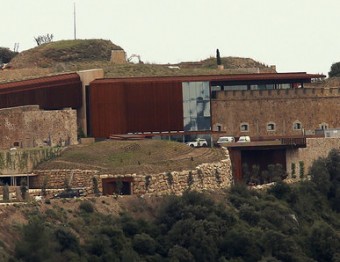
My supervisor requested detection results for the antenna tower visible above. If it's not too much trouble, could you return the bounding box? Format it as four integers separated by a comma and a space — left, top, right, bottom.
74, 2, 77, 40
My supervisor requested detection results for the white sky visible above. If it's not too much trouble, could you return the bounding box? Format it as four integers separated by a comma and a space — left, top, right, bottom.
1, 0, 340, 75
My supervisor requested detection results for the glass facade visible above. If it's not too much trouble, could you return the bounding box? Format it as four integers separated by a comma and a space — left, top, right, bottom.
182, 81, 211, 132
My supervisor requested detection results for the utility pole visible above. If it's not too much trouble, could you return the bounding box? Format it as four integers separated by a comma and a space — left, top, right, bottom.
74, 2, 77, 40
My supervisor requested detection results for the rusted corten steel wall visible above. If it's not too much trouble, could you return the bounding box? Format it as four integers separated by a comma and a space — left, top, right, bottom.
89, 79, 183, 138
0, 73, 82, 110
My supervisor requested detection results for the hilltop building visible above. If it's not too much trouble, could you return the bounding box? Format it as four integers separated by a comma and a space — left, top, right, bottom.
2, 69, 339, 186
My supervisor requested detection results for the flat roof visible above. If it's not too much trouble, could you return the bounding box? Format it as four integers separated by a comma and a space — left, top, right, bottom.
91, 72, 326, 84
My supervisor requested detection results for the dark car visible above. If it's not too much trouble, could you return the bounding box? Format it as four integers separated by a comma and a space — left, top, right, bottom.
52, 188, 86, 199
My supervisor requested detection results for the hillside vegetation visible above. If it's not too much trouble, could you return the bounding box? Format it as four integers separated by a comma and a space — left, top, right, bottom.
9, 39, 122, 69
1, 149, 339, 261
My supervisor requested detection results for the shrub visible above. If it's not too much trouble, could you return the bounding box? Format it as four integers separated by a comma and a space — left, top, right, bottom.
20, 179, 28, 201
132, 233, 157, 255
187, 171, 194, 188
291, 162, 296, 178
166, 172, 174, 186
79, 201, 94, 213
268, 181, 291, 200
92, 177, 100, 196
145, 175, 152, 191
41, 176, 49, 197
54, 228, 80, 253
168, 245, 195, 262
309, 157, 331, 195
299, 161, 305, 179
239, 204, 260, 226
3, 184, 10, 202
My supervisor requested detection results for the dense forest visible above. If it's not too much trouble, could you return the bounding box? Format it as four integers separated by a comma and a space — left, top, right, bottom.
8, 149, 340, 262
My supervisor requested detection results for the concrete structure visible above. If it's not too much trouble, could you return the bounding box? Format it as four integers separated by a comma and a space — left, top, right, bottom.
77, 69, 104, 136
110, 50, 127, 64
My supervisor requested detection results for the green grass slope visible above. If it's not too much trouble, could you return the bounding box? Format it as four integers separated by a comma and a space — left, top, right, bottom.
36, 140, 226, 174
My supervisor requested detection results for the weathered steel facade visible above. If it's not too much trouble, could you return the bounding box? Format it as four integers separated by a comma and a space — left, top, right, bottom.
0, 73, 82, 110
89, 79, 183, 137
89, 73, 325, 138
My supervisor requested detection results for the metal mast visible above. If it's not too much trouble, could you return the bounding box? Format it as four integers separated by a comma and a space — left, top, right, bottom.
74, 2, 77, 40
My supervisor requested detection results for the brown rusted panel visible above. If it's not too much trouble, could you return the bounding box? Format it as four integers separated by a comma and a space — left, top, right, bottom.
89, 79, 183, 138
228, 148, 242, 182
89, 81, 128, 137
0, 73, 82, 109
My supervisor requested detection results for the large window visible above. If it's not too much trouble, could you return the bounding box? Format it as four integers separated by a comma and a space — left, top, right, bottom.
182, 81, 211, 132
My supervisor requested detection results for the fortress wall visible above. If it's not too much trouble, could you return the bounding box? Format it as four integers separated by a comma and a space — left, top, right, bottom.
0, 106, 77, 149
286, 138, 340, 178
212, 88, 340, 137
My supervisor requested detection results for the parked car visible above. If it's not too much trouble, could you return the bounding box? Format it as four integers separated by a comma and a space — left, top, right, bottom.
186, 138, 208, 147
237, 136, 251, 143
216, 136, 235, 146
52, 188, 86, 199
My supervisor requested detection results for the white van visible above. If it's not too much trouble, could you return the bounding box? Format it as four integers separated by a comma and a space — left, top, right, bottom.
237, 136, 251, 143
217, 136, 235, 145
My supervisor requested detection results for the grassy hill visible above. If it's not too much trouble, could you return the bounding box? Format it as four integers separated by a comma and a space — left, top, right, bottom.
36, 139, 226, 175
9, 39, 122, 69
1, 39, 275, 83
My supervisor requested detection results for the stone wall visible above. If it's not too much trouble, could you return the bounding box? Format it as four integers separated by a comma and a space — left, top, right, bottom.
212, 87, 340, 137
286, 137, 340, 178
0, 147, 62, 175
31, 169, 99, 189
0, 105, 78, 149
31, 150, 233, 196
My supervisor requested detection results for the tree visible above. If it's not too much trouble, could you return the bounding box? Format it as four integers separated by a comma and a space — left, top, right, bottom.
34, 34, 54, 46
0, 47, 18, 64
3, 183, 10, 202
41, 176, 49, 197
20, 179, 28, 200
309, 157, 331, 195
328, 61, 340, 77
216, 49, 222, 66
216, 49, 222, 65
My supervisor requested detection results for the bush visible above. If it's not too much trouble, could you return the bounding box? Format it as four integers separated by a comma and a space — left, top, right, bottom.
168, 245, 195, 262
20, 179, 28, 200
239, 204, 260, 226
268, 181, 291, 200
2, 184, 10, 202
54, 228, 80, 253
328, 61, 340, 77
132, 233, 157, 255
79, 201, 94, 213
309, 157, 331, 195
0, 47, 18, 63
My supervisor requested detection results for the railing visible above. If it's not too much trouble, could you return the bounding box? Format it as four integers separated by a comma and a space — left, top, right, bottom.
280, 137, 306, 147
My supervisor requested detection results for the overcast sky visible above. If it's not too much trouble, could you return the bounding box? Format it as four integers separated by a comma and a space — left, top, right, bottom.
1, 0, 339, 75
